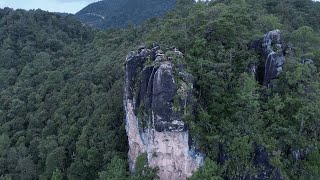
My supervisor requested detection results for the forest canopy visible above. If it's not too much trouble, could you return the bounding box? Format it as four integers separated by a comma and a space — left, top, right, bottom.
0, 0, 320, 179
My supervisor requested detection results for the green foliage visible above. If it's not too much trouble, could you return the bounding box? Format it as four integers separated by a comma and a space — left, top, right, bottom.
0, 8, 127, 179
0, 175, 12, 180
302, 150, 320, 178
0, 134, 10, 155
256, 15, 282, 32
226, 136, 254, 178
45, 147, 65, 177
291, 26, 320, 58
131, 153, 159, 180
188, 158, 223, 180
51, 169, 63, 180
0, 0, 320, 179
98, 156, 128, 180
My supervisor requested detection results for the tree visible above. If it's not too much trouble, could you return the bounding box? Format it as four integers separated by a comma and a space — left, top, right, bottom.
0, 1, 320, 179
32, 52, 52, 72
45, 147, 66, 178
302, 150, 320, 178
0, 134, 10, 155
231, 73, 261, 136
256, 15, 282, 32
188, 158, 223, 180
16, 156, 37, 180
130, 153, 159, 180
98, 156, 128, 180
51, 169, 63, 180
291, 26, 320, 57
0, 175, 12, 180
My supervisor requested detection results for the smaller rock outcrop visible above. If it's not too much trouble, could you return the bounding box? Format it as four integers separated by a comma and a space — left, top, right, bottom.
250, 30, 286, 85
124, 45, 203, 180
262, 30, 286, 85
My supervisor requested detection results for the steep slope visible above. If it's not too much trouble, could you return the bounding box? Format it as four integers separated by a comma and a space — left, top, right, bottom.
0, 8, 128, 179
75, 0, 176, 29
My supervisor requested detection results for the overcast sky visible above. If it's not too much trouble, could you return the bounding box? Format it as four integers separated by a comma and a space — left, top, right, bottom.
0, 0, 319, 14
0, 0, 101, 14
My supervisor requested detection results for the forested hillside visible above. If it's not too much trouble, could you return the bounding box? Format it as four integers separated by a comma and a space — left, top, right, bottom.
0, 0, 320, 179
0, 8, 129, 179
75, 0, 176, 29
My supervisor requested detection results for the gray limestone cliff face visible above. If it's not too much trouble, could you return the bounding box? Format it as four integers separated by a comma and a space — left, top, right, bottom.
124, 45, 203, 180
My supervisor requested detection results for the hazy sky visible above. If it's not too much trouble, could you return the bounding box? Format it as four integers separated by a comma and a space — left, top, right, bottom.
0, 0, 101, 14
0, 0, 319, 14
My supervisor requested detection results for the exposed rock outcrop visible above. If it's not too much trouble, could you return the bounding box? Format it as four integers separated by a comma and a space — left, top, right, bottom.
124, 45, 203, 180
250, 30, 286, 85
262, 30, 286, 85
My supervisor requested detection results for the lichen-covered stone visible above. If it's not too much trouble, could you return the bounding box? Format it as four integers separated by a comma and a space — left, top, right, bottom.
124, 45, 203, 180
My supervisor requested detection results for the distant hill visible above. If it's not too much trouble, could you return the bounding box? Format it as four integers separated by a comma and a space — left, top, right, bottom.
75, 0, 176, 29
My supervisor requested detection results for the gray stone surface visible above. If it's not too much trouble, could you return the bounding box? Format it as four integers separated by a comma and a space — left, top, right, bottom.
250, 30, 286, 85
262, 30, 286, 85
124, 45, 203, 180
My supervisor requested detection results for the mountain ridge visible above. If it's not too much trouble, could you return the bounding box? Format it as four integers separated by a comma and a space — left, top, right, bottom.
75, 0, 176, 29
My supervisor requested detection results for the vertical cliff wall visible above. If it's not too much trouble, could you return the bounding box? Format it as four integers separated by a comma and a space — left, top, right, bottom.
124, 45, 203, 180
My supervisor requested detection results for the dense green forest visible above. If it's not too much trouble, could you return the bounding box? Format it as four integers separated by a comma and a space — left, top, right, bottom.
0, 0, 320, 179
